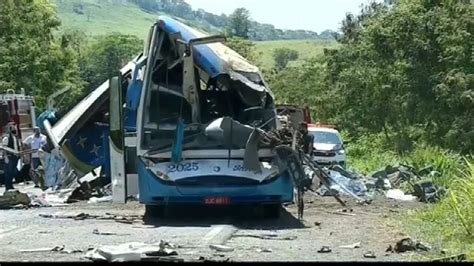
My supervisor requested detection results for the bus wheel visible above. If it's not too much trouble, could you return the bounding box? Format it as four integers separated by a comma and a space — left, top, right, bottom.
263, 204, 281, 219
145, 205, 165, 219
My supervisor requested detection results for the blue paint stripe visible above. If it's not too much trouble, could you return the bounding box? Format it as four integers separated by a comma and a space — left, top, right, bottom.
159, 16, 224, 78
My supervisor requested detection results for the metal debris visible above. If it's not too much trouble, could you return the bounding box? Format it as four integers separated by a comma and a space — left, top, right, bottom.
20, 246, 82, 254
386, 189, 417, 201
317, 246, 332, 253
363, 251, 377, 258
328, 211, 356, 217
339, 242, 361, 249
88, 196, 113, 204
431, 254, 466, 262
85, 241, 179, 262
144, 241, 178, 257
232, 233, 297, 241
256, 248, 273, 253
392, 237, 431, 253
39, 212, 142, 223
415, 242, 431, 252
92, 229, 130, 236
209, 244, 234, 252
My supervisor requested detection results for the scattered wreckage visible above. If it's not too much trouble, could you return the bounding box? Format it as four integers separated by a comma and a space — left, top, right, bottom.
313, 163, 447, 204
32, 16, 337, 219
1, 17, 447, 221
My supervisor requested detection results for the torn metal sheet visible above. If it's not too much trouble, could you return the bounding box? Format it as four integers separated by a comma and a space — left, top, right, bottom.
48, 62, 136, 147
85, 241, 178, 262
160, 17, 260, 77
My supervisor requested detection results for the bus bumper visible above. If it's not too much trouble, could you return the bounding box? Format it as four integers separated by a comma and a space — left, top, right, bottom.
138, 162, 294, 206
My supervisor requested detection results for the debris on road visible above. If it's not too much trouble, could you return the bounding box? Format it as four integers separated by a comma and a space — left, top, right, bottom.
29, 189, 74, 207
317, 246, 332, 253
393, 238, 416, 253
85, 241, 179, 262
326, 170, 368, 197
339, 242, 361, 249
363, 251, 377, 258
328, 211, 356, 217
39, 212, 143, 224
0, 190, 31, 209
142, 256, 184, 262
144, 241, 178, 257
20, 246, 83, 254
232, 233, 297, 241
209, 244, 234, 252
415, 242, 431, 252
313, 163, 447, 204
20, 247, 61, 253
92, 228, 130, 236
431, 254, 466, 262
88, 195, 113, 204
390, 237, 432, 253
413, 180, 445, 203
256, 248, 273, 253
65, 167, 114, 204
386, 189, 417, 201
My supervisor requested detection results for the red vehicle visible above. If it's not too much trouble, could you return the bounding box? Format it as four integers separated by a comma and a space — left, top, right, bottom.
0, 89, 37, 182
0, 89, 37, 140
276, 104, 312, 126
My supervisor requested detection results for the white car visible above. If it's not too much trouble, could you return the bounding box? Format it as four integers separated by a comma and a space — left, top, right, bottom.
308, 126, 346, 168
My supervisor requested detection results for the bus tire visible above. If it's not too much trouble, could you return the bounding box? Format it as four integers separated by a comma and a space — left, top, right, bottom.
145, 205, 165, 219
263, 204, 281, 219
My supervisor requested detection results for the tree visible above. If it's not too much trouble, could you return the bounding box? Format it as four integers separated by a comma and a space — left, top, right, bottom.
268, 0, 472, 154
227, 8, 251, 39
81, 34, 143, 92
273, 48, 299, 71
0, 0, 84, 110
225, 36, 259, 64
324, 0, 473, 153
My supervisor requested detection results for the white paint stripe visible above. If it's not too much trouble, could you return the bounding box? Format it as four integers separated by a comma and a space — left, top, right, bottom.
199, 224, 237, 246
200, 225, 226, 245
0, 226, 30, 239
0, 226, 17, 235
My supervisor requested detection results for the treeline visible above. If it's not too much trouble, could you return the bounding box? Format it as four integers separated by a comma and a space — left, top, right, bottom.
126, 0, 332, 41
0, 0, 143, 113
267, 0, 473, 154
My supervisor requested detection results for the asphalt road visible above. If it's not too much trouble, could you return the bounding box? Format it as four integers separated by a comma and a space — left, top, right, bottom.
0, 184, 432, 262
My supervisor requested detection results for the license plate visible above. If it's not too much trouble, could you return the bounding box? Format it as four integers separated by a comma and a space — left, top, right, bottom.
204, 197, 231, 205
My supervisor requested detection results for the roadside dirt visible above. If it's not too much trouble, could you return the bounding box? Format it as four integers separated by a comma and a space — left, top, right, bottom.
0, 184, 439, 262
224, 193, 430, 262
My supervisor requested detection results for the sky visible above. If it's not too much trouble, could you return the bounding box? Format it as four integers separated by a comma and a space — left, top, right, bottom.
184, 0, 380, 33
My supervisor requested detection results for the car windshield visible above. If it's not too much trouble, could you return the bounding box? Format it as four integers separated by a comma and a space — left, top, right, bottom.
311, 131, 341, 144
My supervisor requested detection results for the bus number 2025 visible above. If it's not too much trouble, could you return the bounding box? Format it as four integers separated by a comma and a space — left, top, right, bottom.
168, 162, 199, 173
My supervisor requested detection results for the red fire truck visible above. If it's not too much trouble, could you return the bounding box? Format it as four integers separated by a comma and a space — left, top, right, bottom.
0, 89, 37, 183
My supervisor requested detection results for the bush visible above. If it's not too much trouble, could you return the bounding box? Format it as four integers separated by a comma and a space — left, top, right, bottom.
345, 132, 398, 174
409, 160, 474, 259
345, 132, 466, 189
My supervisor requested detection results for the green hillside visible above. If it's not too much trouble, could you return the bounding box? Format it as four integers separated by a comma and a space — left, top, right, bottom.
52, 0, 337, 69
53, 0, 162, 39
255, 40, 338, 70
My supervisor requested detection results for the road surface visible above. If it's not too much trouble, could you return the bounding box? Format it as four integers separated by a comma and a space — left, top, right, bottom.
0, 184, 430, 262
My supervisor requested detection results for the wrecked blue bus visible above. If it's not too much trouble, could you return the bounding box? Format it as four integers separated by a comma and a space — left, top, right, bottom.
45, 16, 294, 218
135, 17, 294, 217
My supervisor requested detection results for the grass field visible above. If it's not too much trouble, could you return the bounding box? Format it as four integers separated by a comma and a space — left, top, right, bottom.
52, 0, 337, 69
53, 0, 164, 39
254, 40, 338, 70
